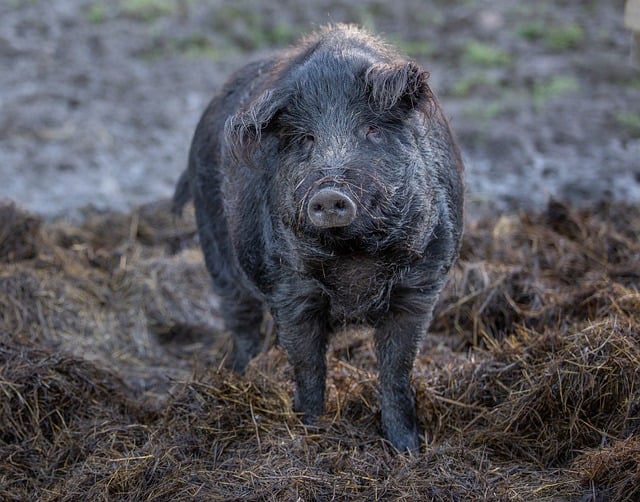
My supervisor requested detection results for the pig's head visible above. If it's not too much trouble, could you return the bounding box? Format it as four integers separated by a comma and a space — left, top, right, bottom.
224, 53, 441, 257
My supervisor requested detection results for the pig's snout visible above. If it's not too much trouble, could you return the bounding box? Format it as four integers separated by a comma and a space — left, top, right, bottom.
307, 187, 357, 228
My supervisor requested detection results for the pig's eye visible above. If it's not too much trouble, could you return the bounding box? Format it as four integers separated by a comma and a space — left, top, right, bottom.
301, 134, 315, 150
364, 125, 382, 143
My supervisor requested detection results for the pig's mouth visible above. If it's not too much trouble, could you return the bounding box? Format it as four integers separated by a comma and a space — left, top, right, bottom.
295, 195, 389, 254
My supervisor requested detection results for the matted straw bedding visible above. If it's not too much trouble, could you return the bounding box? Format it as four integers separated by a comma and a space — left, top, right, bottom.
1, 199, 638, 501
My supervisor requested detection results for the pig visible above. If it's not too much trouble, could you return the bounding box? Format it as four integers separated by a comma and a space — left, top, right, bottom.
172, 24, 464, 451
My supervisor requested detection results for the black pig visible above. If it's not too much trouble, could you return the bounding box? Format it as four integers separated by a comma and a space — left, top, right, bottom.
173, 24, 464, 451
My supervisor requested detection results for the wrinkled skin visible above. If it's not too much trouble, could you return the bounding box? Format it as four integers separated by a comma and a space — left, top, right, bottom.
173, 24, 464, 452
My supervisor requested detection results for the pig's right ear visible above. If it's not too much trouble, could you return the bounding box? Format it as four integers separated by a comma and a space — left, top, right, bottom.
224, 89, 289, 166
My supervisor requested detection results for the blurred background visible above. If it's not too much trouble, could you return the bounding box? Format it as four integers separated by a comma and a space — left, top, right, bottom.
1, 0, 638, 220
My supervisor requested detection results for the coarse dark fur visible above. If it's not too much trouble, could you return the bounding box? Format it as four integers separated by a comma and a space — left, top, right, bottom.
173, 24, 464, 451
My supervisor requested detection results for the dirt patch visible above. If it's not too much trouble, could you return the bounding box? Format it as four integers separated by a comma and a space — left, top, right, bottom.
1, 0, 639, 219
1, 198, 638, 500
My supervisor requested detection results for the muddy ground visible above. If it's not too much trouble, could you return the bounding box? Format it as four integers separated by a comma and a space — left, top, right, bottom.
1, 0, 639, 218
1, 1, 640, 501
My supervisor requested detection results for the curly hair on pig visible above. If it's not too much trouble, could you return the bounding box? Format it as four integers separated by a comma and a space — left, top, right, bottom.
173, 24, 464, 451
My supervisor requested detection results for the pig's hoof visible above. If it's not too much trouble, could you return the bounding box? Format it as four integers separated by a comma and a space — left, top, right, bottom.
384, 425, 420, 453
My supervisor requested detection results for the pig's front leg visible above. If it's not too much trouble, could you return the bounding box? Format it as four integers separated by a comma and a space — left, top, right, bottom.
374, 312, 430, 452
271, 286, 330, 423
278, 318, 329, 421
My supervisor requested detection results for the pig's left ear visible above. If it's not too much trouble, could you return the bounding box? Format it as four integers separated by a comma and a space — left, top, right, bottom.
364, 62, 433, 115
224, 88, 289, 165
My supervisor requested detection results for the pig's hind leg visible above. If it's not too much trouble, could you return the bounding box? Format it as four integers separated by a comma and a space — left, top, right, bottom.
194, 199, 265, 373
220, 292, 265, 373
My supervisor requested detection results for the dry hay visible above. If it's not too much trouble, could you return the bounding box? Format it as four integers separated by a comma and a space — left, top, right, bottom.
1, 198, 638, 501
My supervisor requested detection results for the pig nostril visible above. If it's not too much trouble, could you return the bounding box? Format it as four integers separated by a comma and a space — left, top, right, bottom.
307, 188, 357, 228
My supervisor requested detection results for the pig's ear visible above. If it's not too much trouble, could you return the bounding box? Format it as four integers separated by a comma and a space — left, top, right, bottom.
224, 89, 288, 165
365, 62, 433, 115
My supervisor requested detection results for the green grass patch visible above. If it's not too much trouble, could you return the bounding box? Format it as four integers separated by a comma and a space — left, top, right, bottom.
213, 6, 297, 50
532, 76, 581, 108
545, 23, 584, 51
119, 0, 177, 21
87, 3, 107, 24
517, 21, 546, 41
137, 33, 231, 61
518, 20, 585, 51
463, 100, 505, 121
451, 72, 497, 97
392, 38, 435, 58
463, 41, 511, 67
174, 34, 223, 59
623, 77, 640, 90
615, 111, 640, 137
